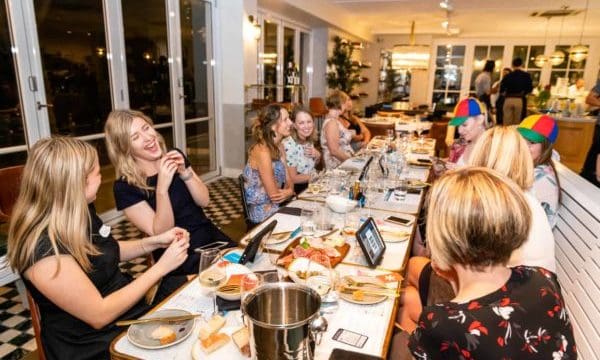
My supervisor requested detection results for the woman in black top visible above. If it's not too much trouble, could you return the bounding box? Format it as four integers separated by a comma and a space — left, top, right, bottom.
407, 167, 576, 359
7, 137, 189, 359
105, 109, 235, 275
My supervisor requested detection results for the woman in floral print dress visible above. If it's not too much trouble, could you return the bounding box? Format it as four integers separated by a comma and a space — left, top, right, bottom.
408, 167, 576, 359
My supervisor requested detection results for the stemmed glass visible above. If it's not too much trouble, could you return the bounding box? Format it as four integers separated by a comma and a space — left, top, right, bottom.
306, 254, 339, 314
415, 122, 425, 147
198, 248, 226, 316
301, 205, 316, 236
308, 171, 321, 194
240, 273, 261, 303
261, 239, 285, 281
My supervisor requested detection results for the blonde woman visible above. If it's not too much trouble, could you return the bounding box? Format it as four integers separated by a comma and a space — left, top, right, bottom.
8, 137, 189, 359
244, 104, 294, 223
321, 90, 355, 169
282, 105, 321, 193
408, 167, 575, 358
105, 110, 234, 276
398, 127, 555, 332
447, 97, 489, 167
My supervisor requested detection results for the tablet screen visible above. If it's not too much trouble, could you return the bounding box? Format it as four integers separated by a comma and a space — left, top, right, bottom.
355, 217, 386, 268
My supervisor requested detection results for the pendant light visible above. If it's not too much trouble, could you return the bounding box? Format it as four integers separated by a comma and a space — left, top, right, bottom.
569, 0, 589, 62
391, 21, 430, 70
549, 15, 565, 66
534, 17, 550, 67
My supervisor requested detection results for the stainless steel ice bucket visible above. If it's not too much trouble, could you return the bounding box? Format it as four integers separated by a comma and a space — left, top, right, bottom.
241, 282, 328, 360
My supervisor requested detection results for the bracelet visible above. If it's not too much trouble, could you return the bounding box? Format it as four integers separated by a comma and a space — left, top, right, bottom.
179, 168, 193, 181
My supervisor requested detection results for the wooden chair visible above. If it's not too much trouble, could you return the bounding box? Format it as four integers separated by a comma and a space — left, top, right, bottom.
0, 165, 24, 224
26, 290, 46, 360
427, 121, 449, 158
238, 174, 257, 231
309, 97, 328, 131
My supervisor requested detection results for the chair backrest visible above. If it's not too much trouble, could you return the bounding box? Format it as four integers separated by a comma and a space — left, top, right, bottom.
0, 165, 24, 223
428, 121, 449, 157
554, 162, 600, 359
309, 97, 328, 117
238, 174, 254, 230
26, 290, 46, 360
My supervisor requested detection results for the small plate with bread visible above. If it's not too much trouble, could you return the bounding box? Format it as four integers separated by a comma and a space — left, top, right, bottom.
191, 314, 250, 359
127, 309, 195, 349
215, 263, 253, 301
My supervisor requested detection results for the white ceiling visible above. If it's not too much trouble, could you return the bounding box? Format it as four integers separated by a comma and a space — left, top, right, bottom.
290, 0, 600, 39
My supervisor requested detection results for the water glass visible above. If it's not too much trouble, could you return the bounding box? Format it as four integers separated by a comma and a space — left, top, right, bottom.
261, 271, 281, 284
308, 171, 321, 194
301, 207, 316, 236
314, 204, 334, 232
394, 178, 408, 202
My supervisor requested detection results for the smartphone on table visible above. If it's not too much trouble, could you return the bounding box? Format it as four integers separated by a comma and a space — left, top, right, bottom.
384, 215, 414, 227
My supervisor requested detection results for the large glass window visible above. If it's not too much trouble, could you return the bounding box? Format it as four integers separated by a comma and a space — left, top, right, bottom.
122, 0, 172, 124
34, 0, 112, 137
432, 45, 465, 110
0, 0, 27, 165
550, 44, 587, 91
470, 45, 504, 94
262, 20, 278, 101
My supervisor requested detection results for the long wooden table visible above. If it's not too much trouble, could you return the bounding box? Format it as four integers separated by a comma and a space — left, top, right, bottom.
110, 138, 434, 359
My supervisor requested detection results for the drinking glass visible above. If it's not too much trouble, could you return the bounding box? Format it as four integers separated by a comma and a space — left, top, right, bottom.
308, 171, 321, 194
416, 123, 426, 146
394, 178, 408, 202
261, 240, 285, 280
306, 254, 339, 314
261, 271, 281, 284
301, 206, 316, 236
240, 273, 261, 303
198, 248, 226, 316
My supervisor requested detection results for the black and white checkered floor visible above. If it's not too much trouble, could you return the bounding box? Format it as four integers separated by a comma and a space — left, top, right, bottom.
0, 177, 243, 359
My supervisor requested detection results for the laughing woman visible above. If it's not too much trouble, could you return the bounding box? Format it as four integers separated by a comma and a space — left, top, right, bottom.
244, 104, 295, 223
8, 137, 189, 360
104, 110, 235, 276
282, 105, 321, 194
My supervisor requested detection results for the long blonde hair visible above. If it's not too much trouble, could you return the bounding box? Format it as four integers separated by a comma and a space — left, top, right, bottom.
8, 137, 100, 274
468, 126, 534, 190
104, 109, 166, 190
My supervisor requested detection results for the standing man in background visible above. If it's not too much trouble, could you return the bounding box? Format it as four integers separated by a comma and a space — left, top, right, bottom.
500, 58, 533, 125
475, 60, 495, 123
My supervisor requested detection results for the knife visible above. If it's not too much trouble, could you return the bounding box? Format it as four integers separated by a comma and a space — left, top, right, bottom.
116, 313, 202, 326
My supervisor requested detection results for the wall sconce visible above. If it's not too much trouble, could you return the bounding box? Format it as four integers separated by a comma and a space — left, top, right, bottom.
248, 15, 261, 41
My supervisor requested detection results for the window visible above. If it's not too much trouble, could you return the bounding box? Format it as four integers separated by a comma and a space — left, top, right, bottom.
550, 44, 587, 92
470, 45, 504, 94
432, 45, 465, 110
512, 45, 545, 88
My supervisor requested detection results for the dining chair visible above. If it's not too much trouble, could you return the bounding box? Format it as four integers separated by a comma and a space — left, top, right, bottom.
26, 290, 46, 360
427, 121, 449, 158
238, 174, 256, 231
309, 97, 328, 131
0, 165, 25, 224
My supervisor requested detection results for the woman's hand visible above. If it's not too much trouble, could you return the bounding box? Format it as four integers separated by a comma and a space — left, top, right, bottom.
165, 150, 187, 175
153, 227, 190, 249
155, 236, 189, 275
269, 188, 293, 203
156, 155, 179, 194
304, 145, 320, 160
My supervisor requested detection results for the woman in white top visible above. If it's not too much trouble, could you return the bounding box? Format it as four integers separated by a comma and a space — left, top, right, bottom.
282, 105, 321, 193
321, 90, 354, 169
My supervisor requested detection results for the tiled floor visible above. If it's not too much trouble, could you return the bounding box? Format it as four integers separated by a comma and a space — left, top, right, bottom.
0, 177, 244, 360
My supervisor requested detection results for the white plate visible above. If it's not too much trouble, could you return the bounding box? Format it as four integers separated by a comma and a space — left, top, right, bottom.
215, 263, 252, 301
127, 309, 195, 349
287, 257, 328, 285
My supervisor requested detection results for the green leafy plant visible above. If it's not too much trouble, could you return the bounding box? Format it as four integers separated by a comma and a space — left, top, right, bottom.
327, 36, 362, 94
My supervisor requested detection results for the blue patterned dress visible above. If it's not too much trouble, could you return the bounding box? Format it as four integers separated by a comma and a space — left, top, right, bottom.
243, 159, 287, 223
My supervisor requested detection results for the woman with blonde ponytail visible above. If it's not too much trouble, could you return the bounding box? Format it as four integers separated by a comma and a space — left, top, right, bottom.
243, 103, 294, 223
8, 137, 190, 360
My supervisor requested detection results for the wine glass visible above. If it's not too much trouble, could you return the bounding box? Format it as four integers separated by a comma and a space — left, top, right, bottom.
308, 171, 321, 194
198, 248, 226, 316
416, 122, 425, 147
261, 240, 285, 281
240, 273, 261, 303
306, 254, 339, 314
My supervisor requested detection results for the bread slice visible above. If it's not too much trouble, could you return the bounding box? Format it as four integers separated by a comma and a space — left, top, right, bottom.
232, 327, 251, 357
150, 325, 177, 345
199, 314, 226, 340
200, 332, 230, 354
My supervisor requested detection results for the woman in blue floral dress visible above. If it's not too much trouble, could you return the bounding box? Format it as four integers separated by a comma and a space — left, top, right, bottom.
282, 105, 321, 193
243, 104, 295, 223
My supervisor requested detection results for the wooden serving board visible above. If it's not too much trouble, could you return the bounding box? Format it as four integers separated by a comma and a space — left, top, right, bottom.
277, 237, 350, 268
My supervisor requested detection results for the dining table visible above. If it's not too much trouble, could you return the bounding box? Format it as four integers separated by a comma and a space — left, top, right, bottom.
110, 136, 435, 359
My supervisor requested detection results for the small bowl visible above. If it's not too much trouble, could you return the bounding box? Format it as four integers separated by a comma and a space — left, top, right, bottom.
326, 195, 357, 213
